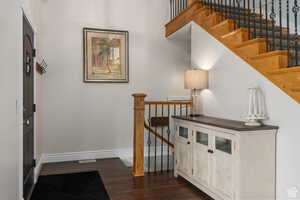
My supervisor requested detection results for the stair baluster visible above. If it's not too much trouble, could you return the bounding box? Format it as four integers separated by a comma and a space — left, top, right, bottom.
177, 0, 180, 15
177, 0, 179, 16
287, 0, 290, 66
265, 0, 269, 51
238, 0, 242, 28
252, 0, 256, 38
154, 104, 158, 172
167, 104, 171, 172
270, 0, 276, 50
179, 0, 182, 14
147, 104, 151, 173
220, 0, 222, 14
174, 0, 176, 18
213, 0, 216, 13
293, 0, 299, 66
229, 0, 232, 18
174, 0, 176, 20
161, 105, 164, 173
170, 0, 173, 20
233, 0, 236, 28
247, 0, 250, 39
243, 0, 246, 28
279, 0, 283, 50
225, 0, 228, 19
260, 0, 263, 37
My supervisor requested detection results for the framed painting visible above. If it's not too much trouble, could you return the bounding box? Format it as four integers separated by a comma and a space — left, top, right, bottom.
83, 28, 129, 83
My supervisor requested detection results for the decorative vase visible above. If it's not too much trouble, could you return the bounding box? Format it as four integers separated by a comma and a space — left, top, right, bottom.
245, 87, 267, 126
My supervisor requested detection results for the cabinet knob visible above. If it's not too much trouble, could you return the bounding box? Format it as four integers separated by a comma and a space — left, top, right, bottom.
208, 149, 214, 154
187, 141, 191, 145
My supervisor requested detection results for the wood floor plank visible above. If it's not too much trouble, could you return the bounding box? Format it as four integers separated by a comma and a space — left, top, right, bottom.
40, 158, 212, 200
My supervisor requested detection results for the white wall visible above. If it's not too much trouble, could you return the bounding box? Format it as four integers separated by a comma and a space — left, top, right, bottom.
0, 0, 22, 199
39, 0, 189, 155
191, 22, 300, 200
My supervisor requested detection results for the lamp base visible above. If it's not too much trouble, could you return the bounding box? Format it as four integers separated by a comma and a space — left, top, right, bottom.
244, 119, 262, 126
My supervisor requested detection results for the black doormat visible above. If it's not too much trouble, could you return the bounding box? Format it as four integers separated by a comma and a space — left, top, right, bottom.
30, 171, 110, 200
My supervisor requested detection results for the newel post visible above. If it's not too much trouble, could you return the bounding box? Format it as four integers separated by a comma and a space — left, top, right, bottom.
132, 93, 147, 177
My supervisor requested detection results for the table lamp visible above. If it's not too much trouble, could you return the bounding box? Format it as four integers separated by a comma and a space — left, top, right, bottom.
184, 69, 208, 117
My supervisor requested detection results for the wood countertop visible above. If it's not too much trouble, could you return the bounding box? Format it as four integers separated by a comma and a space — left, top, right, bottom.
173, 115, 278, 132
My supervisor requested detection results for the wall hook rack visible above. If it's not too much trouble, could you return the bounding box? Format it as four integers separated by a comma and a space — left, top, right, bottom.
36, 59, 48, 75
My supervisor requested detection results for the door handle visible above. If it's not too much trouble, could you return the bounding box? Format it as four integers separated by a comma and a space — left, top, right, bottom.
24, 120, 30, 126
207, 149, 214, 154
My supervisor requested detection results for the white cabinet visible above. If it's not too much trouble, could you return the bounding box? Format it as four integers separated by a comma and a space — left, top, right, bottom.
174, 117, 278, 200
175, 125, 192, 177
193, 128, 211, 188
211, 132, 235, 199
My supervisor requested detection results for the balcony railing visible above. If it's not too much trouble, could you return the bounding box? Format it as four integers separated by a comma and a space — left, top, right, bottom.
132, 93, 192, 176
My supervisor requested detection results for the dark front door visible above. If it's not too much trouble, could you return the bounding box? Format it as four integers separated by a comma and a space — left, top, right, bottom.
23, 15, 35, 200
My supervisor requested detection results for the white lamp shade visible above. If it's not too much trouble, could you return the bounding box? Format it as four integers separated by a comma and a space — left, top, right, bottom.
184, 69, 208, 89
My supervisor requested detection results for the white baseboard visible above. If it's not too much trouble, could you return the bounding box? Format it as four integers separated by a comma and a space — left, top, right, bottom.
40, 146, 173, 168
114, 146, 173, 167
43, 149, 116, 163
34, 155, 43, 183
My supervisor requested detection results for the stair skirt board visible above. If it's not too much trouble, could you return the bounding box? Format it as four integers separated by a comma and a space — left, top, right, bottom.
165, 1, 300, 103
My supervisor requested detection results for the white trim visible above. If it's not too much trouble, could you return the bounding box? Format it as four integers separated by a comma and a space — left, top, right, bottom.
18, 5, 24, 200
41, 146, 173, 166
34, 156, 43, 183
20, 9, 38, 200
114, 148, 133, 167
115, 146, 173, 167
43, 150, 116, 163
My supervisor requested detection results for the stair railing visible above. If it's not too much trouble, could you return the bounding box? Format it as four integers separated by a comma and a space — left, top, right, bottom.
132, 93, 192, 176
170, 0, 199, 20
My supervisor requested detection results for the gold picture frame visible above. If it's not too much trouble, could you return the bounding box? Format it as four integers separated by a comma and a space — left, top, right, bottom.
83, 28, 129, 83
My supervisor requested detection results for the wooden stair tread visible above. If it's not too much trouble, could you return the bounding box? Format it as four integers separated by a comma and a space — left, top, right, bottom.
206, 12, 222, 19
210, 19, 235, 30
192, 6, 210, 19
251, 50, 289, 60
290, 87, 300, 92
235, 38, 266, 48
268, 66, 300, 75
221, 28, 248, 39
197, 6, 210, 12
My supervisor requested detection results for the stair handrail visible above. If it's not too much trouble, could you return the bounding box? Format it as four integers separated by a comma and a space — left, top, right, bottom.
144, 121, 175, 148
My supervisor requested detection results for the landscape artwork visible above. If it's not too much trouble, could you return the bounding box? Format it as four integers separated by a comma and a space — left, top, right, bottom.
83, 28, 129, 82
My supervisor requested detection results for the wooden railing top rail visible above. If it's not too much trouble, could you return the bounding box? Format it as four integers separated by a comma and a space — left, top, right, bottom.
145, 101, 192, 105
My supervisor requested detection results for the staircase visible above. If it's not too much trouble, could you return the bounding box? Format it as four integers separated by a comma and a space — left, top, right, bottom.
166, 0, 300, 103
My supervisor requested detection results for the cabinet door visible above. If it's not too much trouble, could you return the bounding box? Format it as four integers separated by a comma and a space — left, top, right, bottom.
211, 131, 235, 200
175, 125, 192, 177
193, 128, 211, 187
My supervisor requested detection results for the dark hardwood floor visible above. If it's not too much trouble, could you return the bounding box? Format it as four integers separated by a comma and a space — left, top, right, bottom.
40, 158, 212, 200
